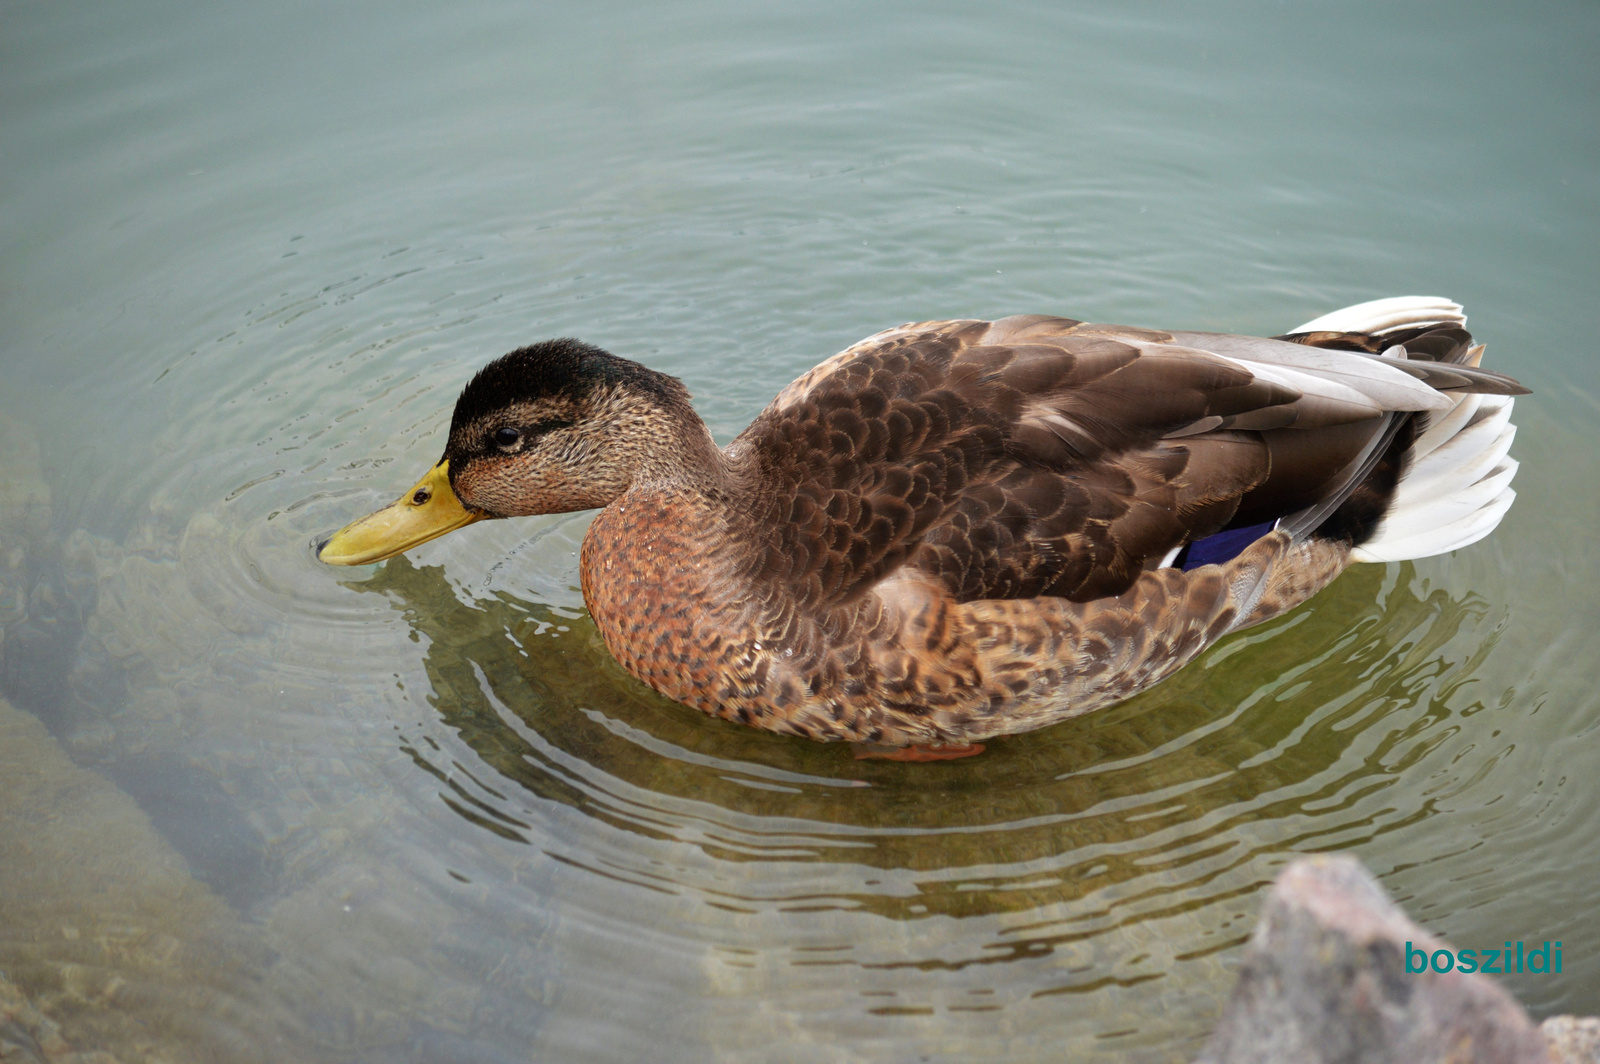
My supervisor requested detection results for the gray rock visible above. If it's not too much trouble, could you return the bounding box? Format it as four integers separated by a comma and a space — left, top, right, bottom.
1197, 854, 1551, 1064
1542, 1016, 1600, 1064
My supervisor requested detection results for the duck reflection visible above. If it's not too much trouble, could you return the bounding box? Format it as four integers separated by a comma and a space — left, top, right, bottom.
353, 556, 1493, 925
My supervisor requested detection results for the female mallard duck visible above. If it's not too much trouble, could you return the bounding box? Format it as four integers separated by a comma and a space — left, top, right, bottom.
320, 296, 1527, 760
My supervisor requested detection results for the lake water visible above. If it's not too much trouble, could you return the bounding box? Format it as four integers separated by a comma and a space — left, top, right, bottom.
2, 1, 1597, 1060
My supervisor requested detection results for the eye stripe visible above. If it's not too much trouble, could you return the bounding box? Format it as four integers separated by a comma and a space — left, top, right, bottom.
526, 418, 573, 438
489, 418, 573, 452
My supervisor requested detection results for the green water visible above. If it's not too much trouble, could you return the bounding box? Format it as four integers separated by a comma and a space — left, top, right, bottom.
2, 0, 1597, 1060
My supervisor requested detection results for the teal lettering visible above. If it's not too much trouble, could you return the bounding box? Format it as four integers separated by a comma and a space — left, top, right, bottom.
1482, 949, 1502, 973
1517, 941, 1524, 973
1456, 949, 1478, 973
1529, 942, 1551, 974
1405, 941, 1427, 974
1431, 950, 1454, 973
1556, 943, 1562, 974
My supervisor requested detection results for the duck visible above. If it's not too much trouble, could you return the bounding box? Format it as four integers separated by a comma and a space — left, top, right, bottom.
319, 296, 1528, 761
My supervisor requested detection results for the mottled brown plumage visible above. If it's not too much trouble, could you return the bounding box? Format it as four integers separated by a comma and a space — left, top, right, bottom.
324, 303, 1529, 757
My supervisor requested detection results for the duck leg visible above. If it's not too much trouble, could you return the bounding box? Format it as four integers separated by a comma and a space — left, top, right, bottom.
851, 741, 987, 762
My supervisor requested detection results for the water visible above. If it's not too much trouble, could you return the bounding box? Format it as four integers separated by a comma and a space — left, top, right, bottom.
2, 0, 1597, 1060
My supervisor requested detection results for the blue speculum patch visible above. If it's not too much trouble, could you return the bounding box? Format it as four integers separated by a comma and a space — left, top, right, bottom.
1176, 520, 1279, 571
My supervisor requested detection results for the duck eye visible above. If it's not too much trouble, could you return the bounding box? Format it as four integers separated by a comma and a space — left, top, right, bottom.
494, 426, 522, 449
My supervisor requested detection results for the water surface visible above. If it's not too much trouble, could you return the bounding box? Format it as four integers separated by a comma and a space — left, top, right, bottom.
2, 1, 1597, 1060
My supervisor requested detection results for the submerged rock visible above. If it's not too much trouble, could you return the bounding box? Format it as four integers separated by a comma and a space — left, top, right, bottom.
0, 421, 518, 1061
0, 691, 286, 1062
1197, 854, 1552, 1064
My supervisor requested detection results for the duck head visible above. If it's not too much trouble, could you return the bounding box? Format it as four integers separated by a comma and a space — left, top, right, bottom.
317, 338, 715, 565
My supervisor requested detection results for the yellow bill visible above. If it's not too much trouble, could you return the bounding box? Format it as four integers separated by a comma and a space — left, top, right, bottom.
318, 460, 488, 565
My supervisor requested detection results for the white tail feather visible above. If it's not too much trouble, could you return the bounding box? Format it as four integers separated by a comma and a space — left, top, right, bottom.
1403, 405, 1515, 494
1350, 397, 1518, 562
1396, 454, 1517, 513
1409, 392, 1483, 461
1368, 460, 1517, 543
1292, 295, 1466, 336
1351, 488, 1516, 563
1291, 297, 1520, 564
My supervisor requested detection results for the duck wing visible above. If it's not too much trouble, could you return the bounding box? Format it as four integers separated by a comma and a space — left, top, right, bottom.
733, 315, 1522, 609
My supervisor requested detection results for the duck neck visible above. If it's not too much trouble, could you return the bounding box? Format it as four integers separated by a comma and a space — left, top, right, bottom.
600, 384, 734, 500
634, 411, 732, 493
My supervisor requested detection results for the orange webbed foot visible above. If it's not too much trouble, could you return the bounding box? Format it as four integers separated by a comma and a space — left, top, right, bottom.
851, 742, 987, 762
